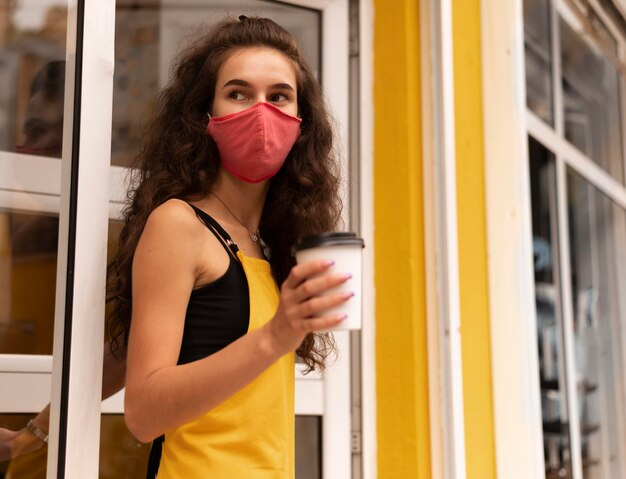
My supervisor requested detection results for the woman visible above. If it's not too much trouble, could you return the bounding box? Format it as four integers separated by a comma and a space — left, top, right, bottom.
110, 16, 349, 478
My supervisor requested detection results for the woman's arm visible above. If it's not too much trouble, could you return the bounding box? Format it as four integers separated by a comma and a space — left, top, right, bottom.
124, 201, 349, 442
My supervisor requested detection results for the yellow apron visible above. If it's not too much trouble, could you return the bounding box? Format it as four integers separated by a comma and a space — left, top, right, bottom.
157, 252, 295, 479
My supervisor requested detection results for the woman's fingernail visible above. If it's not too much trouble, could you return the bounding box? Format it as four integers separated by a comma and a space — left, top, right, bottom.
338, 314, 348, 321
342, 291, 355, 299
323, 260, 335, 267
339, 273, 352, 280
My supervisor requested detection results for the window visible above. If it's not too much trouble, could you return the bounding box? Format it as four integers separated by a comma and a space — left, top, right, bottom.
525, 0, 626, 477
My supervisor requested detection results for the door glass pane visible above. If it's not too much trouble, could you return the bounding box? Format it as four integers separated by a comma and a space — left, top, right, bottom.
103, 2, 324, 477
567, 169, 626, 478
0, 1, 70, 475
99, 415, 151, 478
524, 0, 554, 125
560, 16, 624, 184
295, 416, 321, 479
529, 136, 573, 478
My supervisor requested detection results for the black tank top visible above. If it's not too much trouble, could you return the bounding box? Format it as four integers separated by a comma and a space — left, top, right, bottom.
177, 204, 250, 364
147, 204, 250, 477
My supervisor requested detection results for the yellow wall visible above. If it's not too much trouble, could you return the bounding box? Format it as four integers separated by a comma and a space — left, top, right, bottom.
452, 0, 496, 477
373, 0, 430, 477
374, 0, 496, 477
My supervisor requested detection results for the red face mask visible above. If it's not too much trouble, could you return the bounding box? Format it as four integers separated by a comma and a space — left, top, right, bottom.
207, 102, 302, 183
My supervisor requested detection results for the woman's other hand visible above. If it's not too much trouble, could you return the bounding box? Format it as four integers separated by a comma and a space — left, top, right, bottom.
0, 425, 46, 462
0, 427, 19, 461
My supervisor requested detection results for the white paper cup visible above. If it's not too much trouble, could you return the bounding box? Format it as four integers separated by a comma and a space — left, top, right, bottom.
294, 232, 365, 330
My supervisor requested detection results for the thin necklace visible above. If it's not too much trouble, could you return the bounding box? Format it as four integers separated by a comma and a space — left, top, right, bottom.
211, 193, 260, 242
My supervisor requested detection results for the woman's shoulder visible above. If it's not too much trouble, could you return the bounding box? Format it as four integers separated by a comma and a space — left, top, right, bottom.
147, 199, 197, 226
142, 199, 204, 243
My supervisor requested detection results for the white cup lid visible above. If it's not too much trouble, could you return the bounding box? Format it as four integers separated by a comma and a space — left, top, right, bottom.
294, 232, 365, 253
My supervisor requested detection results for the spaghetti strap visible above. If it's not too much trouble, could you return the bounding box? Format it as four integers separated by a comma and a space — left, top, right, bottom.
187, 204, 240, 259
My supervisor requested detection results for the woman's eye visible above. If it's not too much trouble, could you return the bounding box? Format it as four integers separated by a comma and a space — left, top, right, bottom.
228, 91, 247, 101
269, 93, 288, 102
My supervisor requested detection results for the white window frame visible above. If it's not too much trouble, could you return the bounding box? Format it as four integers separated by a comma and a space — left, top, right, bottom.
481, 0, 545, 476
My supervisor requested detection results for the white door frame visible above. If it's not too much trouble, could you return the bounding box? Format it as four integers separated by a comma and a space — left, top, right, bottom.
46, 0, 115, 476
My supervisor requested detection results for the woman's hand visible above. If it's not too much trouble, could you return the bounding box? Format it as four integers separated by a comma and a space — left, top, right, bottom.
0, 427, 20, 461
0, 425, 46, 462
267, 260, 352, 354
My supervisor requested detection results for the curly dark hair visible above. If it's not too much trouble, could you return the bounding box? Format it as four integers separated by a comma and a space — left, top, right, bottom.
106, 17, 342, 372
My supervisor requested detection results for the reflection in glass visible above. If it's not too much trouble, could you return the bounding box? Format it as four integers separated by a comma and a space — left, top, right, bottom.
0, 414, 47, 478
567, 170, 626, 478
524, 0, 554, 125
561, 17, 624, 183
0, 3, 66, 157
529, 137, 573, 478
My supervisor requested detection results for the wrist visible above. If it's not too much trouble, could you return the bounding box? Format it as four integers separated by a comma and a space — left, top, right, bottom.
26, 419, 48, 444
258, 323, 286, 361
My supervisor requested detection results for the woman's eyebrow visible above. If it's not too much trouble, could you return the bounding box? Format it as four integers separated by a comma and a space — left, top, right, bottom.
222, 79, 295, 91
223, 79, 250, 88
271, 83, 295, 91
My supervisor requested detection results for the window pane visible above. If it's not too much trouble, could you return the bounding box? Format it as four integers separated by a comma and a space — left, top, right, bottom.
567, 169, 626, 478
561, 17, 624, 183
524, 0, 554, 125
529, 137, 574, 477
0, 210, 57, 355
